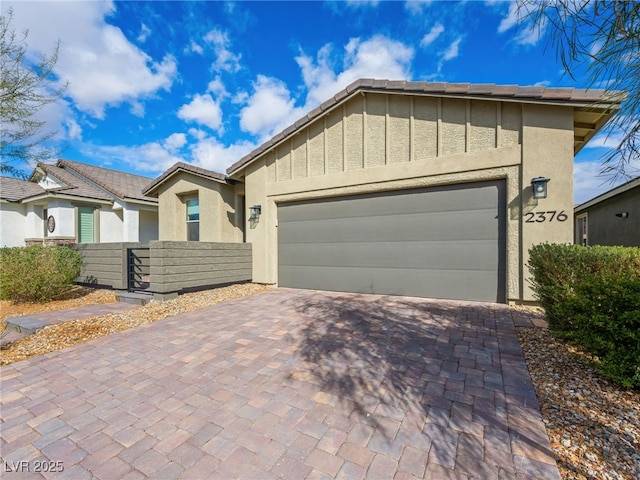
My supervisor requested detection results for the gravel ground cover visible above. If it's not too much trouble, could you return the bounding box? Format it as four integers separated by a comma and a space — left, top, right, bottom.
517, 327, 639, 480
0, 289, 637, 479
0, 283, 270, 365
0, 286, 117, 321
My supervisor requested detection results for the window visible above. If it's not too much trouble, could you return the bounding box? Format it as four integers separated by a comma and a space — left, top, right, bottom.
78, 206, 95, 243
576, 213, 588, 246
186, 198, 199, 241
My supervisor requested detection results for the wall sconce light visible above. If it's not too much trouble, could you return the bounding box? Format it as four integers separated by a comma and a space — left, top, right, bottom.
249, 204, 261, 221
531, 177, 550, 199
615, 212, 629, 219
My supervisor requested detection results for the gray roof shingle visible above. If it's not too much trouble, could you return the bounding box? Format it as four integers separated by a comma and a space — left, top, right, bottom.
36, 163, 113, 201
56, 159, 157, 202
2, 160, 158, 204
0, 176, 46, 201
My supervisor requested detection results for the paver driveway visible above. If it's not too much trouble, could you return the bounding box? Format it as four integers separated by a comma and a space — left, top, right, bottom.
1, 289, 560, 479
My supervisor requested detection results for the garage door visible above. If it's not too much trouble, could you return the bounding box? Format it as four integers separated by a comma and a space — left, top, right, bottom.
277, 180, 506, 302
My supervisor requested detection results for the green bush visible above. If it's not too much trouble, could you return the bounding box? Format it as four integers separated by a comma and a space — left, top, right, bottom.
0, 245, 82, 303
528, 244, 640, 389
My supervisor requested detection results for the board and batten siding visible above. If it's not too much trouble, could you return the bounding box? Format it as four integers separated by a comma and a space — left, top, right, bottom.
264, 93, 522, 184
149, 241, 252, 294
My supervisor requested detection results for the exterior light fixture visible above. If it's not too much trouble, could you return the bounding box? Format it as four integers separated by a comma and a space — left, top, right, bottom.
249, 204, 262, 221
615, 212, 629, 218
531, 177, 550, 199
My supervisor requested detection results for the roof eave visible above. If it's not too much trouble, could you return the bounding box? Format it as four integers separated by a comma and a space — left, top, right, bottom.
226, 81, 626, 177
21, 191, 114, 205
121, 197, 159, 206
574, 177, 640, 213
143, 165, 232, 197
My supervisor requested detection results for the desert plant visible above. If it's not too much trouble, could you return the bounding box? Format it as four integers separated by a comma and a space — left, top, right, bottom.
0, 245, 82, 302
528, 243, 640, 389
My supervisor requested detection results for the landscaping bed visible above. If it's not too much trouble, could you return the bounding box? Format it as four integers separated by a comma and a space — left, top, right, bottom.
0, 283, 271, 365
518, 326, 639, 480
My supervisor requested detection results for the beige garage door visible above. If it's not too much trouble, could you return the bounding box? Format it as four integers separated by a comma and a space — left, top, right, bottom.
277, 180, 506, 302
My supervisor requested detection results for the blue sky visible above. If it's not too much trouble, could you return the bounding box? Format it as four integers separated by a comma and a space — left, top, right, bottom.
2, 0, 631, 203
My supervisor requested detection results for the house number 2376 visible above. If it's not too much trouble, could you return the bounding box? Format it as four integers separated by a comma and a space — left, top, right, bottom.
524, 210, 568, 223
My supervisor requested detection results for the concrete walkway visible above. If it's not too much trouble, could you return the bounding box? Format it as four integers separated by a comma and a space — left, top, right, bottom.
0, 289, 559, 479
4, 302, 140, 336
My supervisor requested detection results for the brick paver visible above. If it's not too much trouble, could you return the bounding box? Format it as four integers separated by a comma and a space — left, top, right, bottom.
0, 289, 560, 478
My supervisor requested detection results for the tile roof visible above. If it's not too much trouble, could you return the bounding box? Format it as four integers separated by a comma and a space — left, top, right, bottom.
3, 160, 158, 204
227, 78, 626, 175
0, 176, 46, 201
36, 163, 113, 201
143, 162, 230, 197
56, 159, 157, 203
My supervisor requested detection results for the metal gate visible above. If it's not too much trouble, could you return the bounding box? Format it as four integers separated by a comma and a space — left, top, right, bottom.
127, 247, 150, 292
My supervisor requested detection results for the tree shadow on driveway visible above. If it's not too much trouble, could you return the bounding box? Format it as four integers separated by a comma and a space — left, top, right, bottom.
285, 291, 506, 427
282, 290, 560, 477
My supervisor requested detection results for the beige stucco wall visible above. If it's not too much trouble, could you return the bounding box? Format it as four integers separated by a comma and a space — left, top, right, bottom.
240, 91, 575, 303
156, 172, 242, 243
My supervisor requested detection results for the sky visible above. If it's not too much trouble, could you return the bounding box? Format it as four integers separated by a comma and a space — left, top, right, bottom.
2, 0, 635, 204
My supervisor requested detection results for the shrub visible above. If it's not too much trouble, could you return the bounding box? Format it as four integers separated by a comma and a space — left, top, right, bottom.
0, 245, 82, 303
528, 244, 640, 389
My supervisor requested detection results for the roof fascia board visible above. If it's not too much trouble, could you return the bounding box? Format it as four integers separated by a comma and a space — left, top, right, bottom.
121, 197, 158, 207
366, 88, 623, 110
574, 178, 640, 212
145, 167, 230, 196
21, 192, 113, 206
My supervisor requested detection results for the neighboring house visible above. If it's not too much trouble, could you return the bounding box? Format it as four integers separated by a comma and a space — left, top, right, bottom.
147, 79, 624, 304
574, 177, 639, 247
0, 159, 158, 247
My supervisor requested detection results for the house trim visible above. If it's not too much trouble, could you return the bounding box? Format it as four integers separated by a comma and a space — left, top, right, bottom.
574, 177, 640, 214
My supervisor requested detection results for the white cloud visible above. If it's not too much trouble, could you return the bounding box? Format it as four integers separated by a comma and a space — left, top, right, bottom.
238, 35, 413, 141
164, 133, 187, 151
186, 40, 204, 55
497, 2, 520, 33
583, 130, 626, 150
239, 75, 304, 139
440, 37, 462, 62
5, 0, 178, 119
177, 94, 224, 132
190, 136, 256, 173
206, 77, 228, 98
421, 23, 444, 48
85, 129, 257, 176
514, 22, 545, 46
405, 0, 432, 15
204, 28, 242, 73
137, 23, 151, 43
345, 0, 380, 7
497, 2, 545, 46
298, 35, 413, 108
82, 133, 188, 174
573, 160, 629, 205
